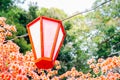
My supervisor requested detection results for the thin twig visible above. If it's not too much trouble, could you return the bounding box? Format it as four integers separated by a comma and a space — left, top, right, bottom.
108, 51, 120, 57
112, 41, 120, 49
4, 34, 28, 43
62, 0, 112, 21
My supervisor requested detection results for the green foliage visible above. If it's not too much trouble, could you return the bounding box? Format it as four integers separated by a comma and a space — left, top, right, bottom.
14, 38, 31, 54
64, 21, 72, 30
28, 3, 38, 21
0, 0, 13, 11
57, 1, 120, 74
86, 0, 120, 58
57, 15, 93, 73
36, 7, 67, 19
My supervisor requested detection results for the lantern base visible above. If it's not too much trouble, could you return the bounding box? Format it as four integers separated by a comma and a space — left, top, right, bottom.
35, 58, 54, 69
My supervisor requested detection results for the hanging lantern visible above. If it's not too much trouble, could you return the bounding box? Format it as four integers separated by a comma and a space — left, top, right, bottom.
27, 16, 66, 69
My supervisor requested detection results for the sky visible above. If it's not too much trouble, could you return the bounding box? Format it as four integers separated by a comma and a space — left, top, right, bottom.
19, 0, 96, 15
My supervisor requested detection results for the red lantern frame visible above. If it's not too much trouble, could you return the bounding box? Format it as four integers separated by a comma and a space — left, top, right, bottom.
27, 16, 66, 69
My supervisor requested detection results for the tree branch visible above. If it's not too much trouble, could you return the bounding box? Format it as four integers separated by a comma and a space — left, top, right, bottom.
99, 31, 120, 45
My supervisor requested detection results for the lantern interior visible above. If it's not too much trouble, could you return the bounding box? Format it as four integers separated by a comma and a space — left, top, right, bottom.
29, 19, 41, 59
43, 19, 59, 58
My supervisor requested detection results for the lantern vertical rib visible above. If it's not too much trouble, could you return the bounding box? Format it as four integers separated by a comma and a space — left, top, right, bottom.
53, 23, 66, 61
27, 27, 36, 59
40, 17, 44, 57
27, 17, 41, 60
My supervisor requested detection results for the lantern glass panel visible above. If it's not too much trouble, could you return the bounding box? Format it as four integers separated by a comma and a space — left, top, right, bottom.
53, 28, 63, 60
43, 19, 58, 58
29, 20, 41, 59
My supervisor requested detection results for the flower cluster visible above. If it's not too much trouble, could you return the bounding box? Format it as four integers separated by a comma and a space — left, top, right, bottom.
0, 17, 62, 80
87, 57, 120, 80
0, 17, 120, 80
